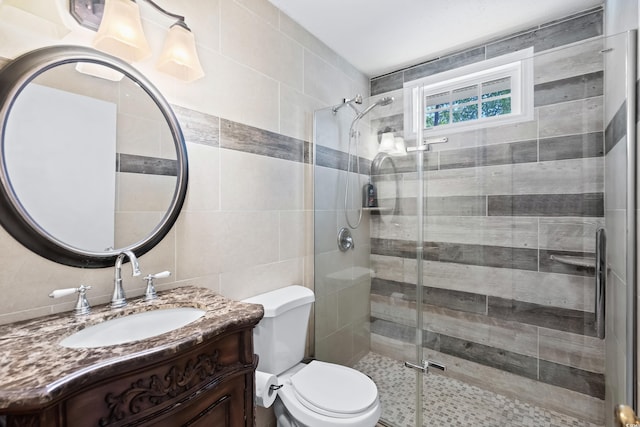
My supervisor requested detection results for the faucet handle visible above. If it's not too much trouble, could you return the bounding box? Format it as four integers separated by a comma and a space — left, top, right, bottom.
49, 287, 79, 299
143, 271, 171, 301
49, 285, 92, 316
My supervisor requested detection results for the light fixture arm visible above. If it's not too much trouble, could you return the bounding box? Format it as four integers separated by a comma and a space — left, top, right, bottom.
140, 0, 190, 29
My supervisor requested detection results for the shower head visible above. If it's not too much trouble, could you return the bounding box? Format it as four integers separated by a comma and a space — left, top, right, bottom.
354, 96, 394, 120
377, 96, 394, 106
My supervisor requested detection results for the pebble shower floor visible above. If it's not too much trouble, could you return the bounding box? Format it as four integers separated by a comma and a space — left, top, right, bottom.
353, 352, 603, 427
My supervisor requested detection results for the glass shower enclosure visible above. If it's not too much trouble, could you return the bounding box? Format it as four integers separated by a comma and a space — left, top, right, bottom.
313, 31, 637, 427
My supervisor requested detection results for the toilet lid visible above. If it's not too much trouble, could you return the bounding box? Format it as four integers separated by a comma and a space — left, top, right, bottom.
289, 361, 378, 417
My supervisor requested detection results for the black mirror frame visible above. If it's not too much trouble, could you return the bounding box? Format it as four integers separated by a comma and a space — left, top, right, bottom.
0, 45, 188, 268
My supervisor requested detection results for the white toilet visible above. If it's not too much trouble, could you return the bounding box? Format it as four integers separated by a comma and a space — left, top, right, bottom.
243, 286, 381, 427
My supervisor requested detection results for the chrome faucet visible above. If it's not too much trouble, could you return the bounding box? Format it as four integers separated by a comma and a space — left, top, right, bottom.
111, 250, 141, 308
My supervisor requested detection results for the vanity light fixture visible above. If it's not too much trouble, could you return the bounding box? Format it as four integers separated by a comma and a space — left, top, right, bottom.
93, 0, 151, 63
378, 131, 407, 156
378, 132, 396, 154
70, 0, 204, 82
156, 21, 204, 82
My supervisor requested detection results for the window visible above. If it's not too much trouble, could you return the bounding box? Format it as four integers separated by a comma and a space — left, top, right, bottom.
406, 48, 533, 137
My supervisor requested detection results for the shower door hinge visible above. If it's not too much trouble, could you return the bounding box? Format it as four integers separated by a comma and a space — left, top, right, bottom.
404, 359, 446, 373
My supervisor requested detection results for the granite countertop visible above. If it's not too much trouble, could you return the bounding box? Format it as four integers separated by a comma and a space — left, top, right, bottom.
0, 286, 264, 410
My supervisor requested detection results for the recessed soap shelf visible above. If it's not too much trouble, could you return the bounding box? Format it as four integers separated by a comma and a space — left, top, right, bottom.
362, 207, 394, 212
549, 254, 596, 269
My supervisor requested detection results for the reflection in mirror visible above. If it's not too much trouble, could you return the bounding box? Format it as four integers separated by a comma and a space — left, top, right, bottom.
5, 62, 177, 252
370, 152, 400, 224
0, 46, 188, 267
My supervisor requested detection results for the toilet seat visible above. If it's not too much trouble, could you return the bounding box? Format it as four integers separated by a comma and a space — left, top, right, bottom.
276, 362, 381, 427
290, 361, 378, 417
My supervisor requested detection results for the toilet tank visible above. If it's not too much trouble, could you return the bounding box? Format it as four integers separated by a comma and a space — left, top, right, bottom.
242, 286, 315, 375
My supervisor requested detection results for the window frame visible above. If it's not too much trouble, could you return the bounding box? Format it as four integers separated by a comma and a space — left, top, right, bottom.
404, 48, 534, 139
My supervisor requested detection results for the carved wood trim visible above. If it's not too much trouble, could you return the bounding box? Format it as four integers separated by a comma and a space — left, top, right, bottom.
99, 350, 223, 426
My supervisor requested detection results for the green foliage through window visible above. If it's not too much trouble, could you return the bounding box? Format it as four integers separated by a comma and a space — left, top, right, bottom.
424, 76, 512, 129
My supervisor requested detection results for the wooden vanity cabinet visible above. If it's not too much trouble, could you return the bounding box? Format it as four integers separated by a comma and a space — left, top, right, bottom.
4, 325, 258, 427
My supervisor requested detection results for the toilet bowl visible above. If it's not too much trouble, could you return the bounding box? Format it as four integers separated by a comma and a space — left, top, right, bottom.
243, 285, 381, 427
274, 362, 381, 427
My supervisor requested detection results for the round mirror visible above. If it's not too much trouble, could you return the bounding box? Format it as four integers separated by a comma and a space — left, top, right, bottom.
0, 46, 188, 267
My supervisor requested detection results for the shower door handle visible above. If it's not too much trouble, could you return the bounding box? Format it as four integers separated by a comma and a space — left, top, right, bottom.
404, 360, 446, 373
406, 137, 448, 152
550, 228, 606, 339
595, 227, 606, 339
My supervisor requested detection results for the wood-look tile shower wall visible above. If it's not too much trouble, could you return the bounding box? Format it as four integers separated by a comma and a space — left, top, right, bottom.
368, 8, 606, 423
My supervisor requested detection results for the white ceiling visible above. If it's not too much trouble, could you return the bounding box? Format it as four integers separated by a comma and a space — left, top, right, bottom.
269, 0, 603, 77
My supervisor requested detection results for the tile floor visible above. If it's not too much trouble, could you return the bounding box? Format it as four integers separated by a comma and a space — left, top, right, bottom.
354, 352, 603, 427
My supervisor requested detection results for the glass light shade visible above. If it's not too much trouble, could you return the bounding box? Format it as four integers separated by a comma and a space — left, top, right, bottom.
92, 0, 151, 63
156, 24, 205, 82
379, 132, 397, 154
394, 136, 407, 154
75, 62, 124, 82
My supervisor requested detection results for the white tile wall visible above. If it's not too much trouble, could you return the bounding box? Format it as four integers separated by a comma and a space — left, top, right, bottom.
280, 85, 325, 142
304, 50, 355, 106
183, 143, 221, 212
220, 150, 304, 211
220, 0, 304, 91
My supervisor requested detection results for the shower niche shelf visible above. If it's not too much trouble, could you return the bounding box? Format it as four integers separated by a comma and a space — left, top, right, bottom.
362, 207, 393, 212
550, 254, 596, 269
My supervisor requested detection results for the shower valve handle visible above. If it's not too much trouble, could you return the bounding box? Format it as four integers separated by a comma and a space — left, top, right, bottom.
337, 227, 355, 251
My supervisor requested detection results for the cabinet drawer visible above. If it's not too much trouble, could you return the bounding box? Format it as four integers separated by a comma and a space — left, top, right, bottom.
146, 375, 248, 427
64, 331, 251, 427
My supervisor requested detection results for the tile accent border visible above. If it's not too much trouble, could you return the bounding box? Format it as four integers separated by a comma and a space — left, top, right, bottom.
220, 118, 310, 164
172, 105, 313, 165
534, 71, 603, 107
371, 240, 594, 280
372, 277, 487, 315
117, 153, 177, 176
539, 132, 604, 161
487, 193, 604, 217
377, 192, 604, 218
172, 104, 220, 147
315, 144, 372, 174
486, 296, 596, 337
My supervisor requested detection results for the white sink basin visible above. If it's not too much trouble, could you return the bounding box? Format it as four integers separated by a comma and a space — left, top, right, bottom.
60, 307, 206, 349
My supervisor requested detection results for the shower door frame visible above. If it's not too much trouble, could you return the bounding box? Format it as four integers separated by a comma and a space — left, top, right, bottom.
624, 29, 637, 410
404, 30, 639, 425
